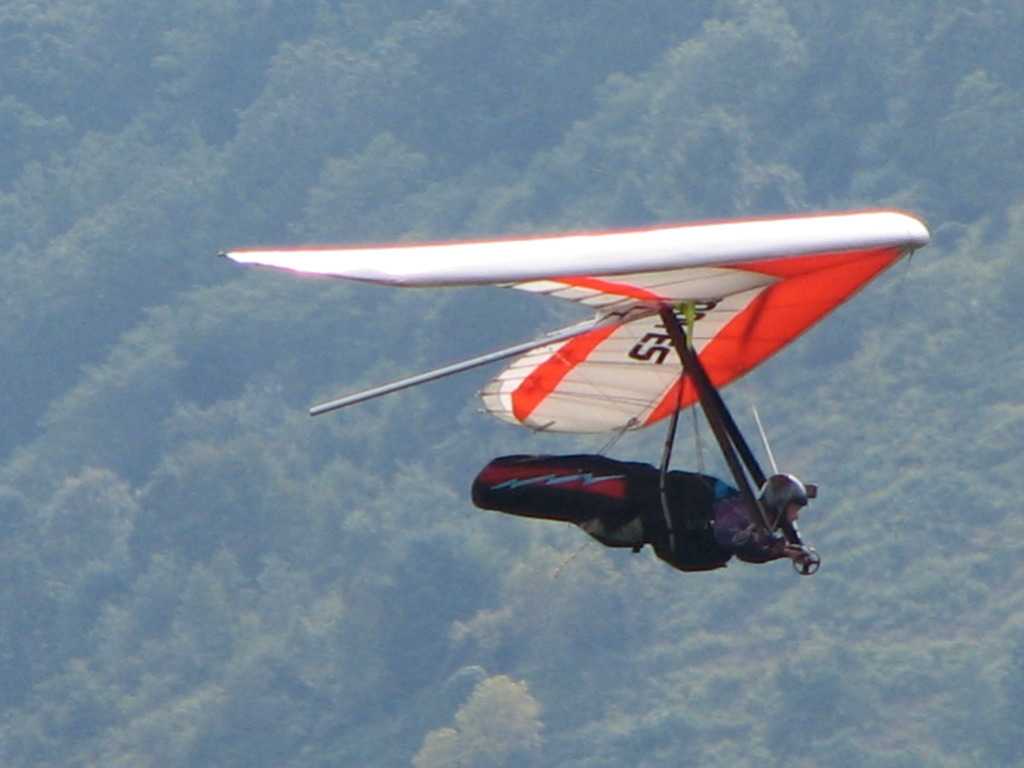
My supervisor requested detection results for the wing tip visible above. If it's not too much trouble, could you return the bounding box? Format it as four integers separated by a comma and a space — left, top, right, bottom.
904, 213, 931, 249
218, 249, 244, 265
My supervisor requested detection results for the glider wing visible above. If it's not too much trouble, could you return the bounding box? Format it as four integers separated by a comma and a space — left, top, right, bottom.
481, 245, 911, 432
222, 210, 929, 432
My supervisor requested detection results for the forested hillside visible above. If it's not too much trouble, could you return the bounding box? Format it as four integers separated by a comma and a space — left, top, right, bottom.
1, 2, 1022, 766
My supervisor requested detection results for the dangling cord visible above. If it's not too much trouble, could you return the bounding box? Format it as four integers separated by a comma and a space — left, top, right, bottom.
885, 249, 917, 327
552, 537, 590, 578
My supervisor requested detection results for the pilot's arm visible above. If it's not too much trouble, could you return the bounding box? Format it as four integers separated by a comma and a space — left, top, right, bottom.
731, 527, 789, 564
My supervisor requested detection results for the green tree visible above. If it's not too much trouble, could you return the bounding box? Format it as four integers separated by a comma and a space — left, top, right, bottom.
413, 675, 543, 768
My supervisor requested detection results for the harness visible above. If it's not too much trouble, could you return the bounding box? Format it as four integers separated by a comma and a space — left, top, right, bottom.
644, 470, 730, 571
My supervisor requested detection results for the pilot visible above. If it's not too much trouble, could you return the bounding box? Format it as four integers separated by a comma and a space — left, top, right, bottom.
708, 473, 810, 566
472, 454, 813, 573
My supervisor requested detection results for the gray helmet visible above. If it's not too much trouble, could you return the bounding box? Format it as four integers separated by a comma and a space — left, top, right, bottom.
759, 474, 809, 525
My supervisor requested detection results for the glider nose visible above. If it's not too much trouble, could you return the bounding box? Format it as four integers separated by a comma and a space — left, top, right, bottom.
902, 212, 931, 249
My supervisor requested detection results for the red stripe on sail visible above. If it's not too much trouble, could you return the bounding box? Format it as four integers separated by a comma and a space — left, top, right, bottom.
511, 324, 622, 422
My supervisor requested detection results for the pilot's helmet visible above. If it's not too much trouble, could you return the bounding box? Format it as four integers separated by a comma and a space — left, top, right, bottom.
759, 474, 809, 524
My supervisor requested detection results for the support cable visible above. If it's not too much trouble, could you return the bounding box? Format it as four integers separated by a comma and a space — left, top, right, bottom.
657, 378, 683, 554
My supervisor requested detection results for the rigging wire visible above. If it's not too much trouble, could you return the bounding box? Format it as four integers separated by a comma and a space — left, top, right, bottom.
597, 417, 638, 456
657, 379, 683, 555
751, 405, 779, 475
691, 401, 705, 474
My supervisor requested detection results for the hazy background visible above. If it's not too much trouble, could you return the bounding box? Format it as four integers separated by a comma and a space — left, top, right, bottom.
1, 1, 1022, 765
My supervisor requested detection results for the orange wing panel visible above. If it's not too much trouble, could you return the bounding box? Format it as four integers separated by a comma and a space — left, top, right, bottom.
642, 246, 902, 425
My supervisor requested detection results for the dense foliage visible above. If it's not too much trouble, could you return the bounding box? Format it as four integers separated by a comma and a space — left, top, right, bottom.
2, 1, 1022, 765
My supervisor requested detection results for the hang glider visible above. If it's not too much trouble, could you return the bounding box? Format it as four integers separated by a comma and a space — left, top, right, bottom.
222, 209, 929, 433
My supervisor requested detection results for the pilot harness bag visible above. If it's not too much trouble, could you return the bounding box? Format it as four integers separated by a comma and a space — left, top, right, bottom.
472, 454, 728, 570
